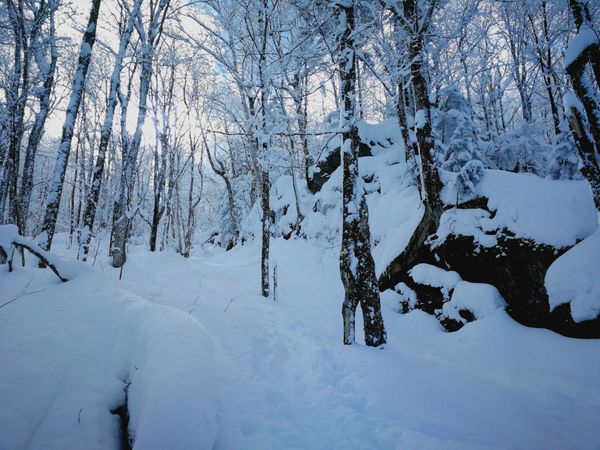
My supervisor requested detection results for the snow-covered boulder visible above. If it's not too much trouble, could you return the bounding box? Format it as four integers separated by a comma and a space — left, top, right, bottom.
439, 169, 597, 248
382, 169, 599, 337
545, 229, 600, 324
409, 263, 461, 299
440, 281, 506, 330
389, 263, 507, 331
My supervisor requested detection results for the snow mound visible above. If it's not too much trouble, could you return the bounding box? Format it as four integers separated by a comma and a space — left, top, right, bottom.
357, 118, 402, 154
441, 281, 506, 324
409, 263, 461, 298
0, 223, 19, 251
545, 228, 600, 323
440, 170, 597, 247
0, 268, 218, 450
116, 302, 219, 450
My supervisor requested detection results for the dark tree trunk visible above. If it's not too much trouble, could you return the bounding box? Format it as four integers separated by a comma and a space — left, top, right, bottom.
258, 0, 271, 298
565, 0, 600, 210
337, 0, 386, 347
379, 0, 443, 288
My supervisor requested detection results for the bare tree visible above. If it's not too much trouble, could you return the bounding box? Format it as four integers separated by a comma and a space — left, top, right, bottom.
79, 0, 143, 261
337, 0, 386, 347
38, 0, 103, 251
565, 0, 600, 209
112, 0, 170, 268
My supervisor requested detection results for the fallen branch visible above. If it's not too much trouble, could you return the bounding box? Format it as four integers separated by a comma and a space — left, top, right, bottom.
224, 294, 242, 313
11, 242, 68, 282
0, 278, 47, 310
0, 225, 70, 282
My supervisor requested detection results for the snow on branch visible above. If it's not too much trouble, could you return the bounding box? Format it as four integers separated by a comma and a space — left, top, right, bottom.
564, 23, 599, 69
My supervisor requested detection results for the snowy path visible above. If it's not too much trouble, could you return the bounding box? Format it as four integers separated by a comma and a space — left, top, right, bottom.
117, 240, 600, 450
1, 239, 600, 449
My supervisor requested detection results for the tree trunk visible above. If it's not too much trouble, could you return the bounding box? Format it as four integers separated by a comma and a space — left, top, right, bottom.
79, 0, 141, 261
379, 0, 443, 289
38, 0, 102, 252
337, 0, 386, 347
20, 12, 58, 233
258, 0, 271, 298
112, 0, 170, 268
565, 0, 600, 209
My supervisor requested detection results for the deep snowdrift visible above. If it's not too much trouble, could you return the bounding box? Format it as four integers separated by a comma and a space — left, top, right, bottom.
0, 257, 218, 450
1, 238, 600, 449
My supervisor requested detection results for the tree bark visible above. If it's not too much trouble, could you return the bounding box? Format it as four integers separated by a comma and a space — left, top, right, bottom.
112, 0, 170, 267
565, 0, 600, 209
258, 0, 271, 298
337, 0, 386, 347
79, 0, 142, 261
38, 0, 102, 252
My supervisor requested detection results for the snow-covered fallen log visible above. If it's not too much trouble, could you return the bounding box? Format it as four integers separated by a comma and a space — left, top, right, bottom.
0, 225, 69, 282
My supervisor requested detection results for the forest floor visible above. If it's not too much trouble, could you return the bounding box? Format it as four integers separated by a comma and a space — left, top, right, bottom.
1, 236, 600, 450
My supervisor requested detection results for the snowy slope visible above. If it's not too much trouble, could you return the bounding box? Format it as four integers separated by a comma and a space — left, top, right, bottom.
2, 238, 600, 449
276, 123, 597, 282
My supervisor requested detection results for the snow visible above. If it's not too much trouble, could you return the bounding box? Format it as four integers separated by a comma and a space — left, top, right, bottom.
414, 109, 426, 129
565, 23, 599, 68
440, 169, 598, 248
2, 237, 600, 449
357, 119, 402, 154
441, 281, 506, 324
433, 208, 499, 248
563, 91, 586, 115
301, 119, 423, 276
545, 228, 600, 323
0, 224, 19, 253
0, 251, 218, 450
409, 263, 462, 298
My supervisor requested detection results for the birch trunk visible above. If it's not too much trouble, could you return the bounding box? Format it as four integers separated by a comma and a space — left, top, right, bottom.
112, 0, 170, 267
38, 0, 102, 251
79, 0, 142, 261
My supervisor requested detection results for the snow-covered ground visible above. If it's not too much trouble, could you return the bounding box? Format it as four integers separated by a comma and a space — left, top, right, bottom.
1, 237, 600, 450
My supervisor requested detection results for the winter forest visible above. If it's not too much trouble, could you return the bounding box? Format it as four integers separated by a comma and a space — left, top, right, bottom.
1, 0, 600, 448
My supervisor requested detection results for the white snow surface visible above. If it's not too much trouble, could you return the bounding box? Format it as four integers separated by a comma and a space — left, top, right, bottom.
409, 263, 461, 298
441, 281, 506, 323
440, 170, 597, 247
545, 228, 600, 322
2, 237, 600, 449
0, 247, 218, 450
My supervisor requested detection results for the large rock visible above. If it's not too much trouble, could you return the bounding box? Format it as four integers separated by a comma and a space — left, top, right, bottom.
308, 142, 371, 194
380, 202, 600, 338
